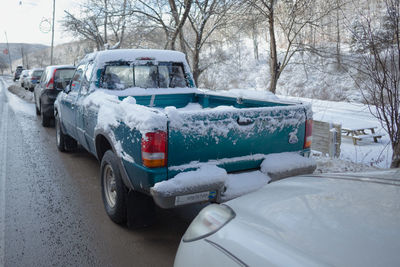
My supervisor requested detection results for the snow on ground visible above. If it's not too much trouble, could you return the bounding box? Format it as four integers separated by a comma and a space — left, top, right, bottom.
7, 84, 34, 103
1, 77, 35, 116
278, 95, 392, 169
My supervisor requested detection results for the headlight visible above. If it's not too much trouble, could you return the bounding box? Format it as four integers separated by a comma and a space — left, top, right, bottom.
183, 204, 236, 242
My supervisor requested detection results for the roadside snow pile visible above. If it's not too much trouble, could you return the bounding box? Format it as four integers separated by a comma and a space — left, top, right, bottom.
314, 156, 378, 173
222, 171, 270, 202
153, 165, 227, 196
261, 152, 317, 180
83, 90, 168, 135
7, 84, 34, 103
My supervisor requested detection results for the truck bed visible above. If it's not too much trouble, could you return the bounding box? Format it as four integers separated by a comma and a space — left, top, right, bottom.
119, 92, 311, 178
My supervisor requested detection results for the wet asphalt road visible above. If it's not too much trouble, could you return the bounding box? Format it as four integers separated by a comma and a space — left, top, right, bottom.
0, 76, 192, 267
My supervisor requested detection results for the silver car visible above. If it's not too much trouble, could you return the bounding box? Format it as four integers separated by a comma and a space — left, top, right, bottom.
175, 170, 400, 267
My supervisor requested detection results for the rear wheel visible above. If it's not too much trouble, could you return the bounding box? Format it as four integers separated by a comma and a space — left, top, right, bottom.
41, 109, 51, 127
101, 150, 128, 224
55, 113, 77, 152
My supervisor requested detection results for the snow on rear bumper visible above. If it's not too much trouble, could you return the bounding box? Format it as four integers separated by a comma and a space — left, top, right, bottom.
150, 165, 226, 208
150, 152, 316, 208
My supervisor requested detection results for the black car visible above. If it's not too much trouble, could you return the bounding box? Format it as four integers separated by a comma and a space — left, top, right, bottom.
13, 66, 24, 81
34, 65, 76, 127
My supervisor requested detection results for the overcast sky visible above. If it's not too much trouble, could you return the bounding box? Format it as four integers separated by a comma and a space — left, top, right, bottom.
0, 0, 80, 46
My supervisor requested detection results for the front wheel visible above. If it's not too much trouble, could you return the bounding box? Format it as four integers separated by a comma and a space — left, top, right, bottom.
101, 150, 127, 224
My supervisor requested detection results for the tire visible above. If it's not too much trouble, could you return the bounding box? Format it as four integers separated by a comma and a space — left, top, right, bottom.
41, 109, 51, 127
35, 95, 40, 116
55, 113, 77, 152
101, 150, 128, 224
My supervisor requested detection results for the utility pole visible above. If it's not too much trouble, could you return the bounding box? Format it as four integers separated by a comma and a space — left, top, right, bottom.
50, 0, 55, 65
4, 32, 13, 74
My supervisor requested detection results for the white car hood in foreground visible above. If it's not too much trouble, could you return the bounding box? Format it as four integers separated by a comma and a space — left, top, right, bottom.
212, 170, 400, 266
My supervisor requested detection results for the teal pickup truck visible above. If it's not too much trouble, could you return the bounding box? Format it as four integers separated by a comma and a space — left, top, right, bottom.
54, 49, 313, 226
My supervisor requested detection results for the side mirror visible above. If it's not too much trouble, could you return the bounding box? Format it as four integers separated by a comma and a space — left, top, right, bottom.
64, 84, 71, 94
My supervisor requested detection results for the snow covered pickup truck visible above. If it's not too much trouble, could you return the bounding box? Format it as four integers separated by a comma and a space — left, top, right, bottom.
54, 49, 315, 226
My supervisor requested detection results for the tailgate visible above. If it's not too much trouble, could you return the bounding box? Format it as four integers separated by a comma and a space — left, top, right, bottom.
167, 104, 309, 177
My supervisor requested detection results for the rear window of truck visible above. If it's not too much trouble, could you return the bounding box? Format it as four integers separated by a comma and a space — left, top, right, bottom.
101, 62, 188, 90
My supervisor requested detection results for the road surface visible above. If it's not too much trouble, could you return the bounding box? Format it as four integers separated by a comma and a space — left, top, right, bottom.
0, 76, 191, 266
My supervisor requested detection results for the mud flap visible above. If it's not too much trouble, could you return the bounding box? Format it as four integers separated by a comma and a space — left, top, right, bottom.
126, 190, 156, 229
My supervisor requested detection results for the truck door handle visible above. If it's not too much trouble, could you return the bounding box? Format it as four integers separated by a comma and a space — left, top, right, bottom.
237, 117, 254, 126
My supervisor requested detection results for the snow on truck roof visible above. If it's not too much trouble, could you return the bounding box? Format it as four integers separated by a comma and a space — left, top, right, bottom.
82, 49, 187, 65
45, 65, 75, 71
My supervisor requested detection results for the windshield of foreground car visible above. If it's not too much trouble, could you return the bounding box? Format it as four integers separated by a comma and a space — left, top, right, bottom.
101, 62, 187, 90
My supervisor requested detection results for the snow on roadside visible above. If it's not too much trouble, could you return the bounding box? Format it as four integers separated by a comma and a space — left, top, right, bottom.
278, 95, 393, 169
2, 79, 35, 116
7, 84, 34, 103
314, 155, 378, 173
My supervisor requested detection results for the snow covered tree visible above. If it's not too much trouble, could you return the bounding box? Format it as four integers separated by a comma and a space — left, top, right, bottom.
353, 0, 400, 168
63, 0, 129, 50
246, 0, 336, 94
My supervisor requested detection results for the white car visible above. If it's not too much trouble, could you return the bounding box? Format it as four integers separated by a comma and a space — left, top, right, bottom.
174, 170, 400, 267
19, 69, 30, 88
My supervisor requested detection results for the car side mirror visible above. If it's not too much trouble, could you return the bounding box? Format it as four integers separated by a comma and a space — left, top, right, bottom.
64, 84, 71, 94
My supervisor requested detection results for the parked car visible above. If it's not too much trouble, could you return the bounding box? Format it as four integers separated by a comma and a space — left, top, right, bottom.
19, 70, 29, 88
13, 66, 24, 81
54, 49, 314, 228
34, 65, 75, 127
174, 170, 400, 267
25, 68, 44, 91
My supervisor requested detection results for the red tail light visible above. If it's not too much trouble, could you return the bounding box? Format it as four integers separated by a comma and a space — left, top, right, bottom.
304, 119, 313, 149
141, 131, 167, 168
46, 69, 57, 89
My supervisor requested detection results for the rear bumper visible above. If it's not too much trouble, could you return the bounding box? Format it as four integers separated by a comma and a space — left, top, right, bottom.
150, 182, 224, 209
122, 150, 315, 209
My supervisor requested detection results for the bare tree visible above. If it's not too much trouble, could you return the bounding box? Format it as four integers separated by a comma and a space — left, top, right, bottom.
186, 0, 235, 85
246, 0, 336, 93
352, 0, 400, 168
128, 0, 192, 51
63, 0, 130, 50
0, 56, 8, 74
